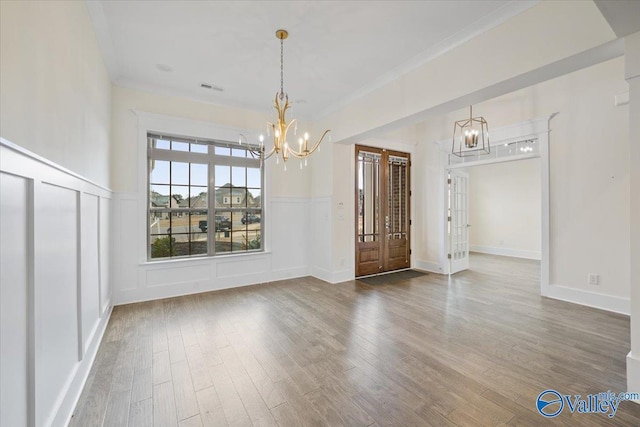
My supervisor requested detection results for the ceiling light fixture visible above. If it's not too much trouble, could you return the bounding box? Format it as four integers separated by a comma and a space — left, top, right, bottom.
240, 29, 330, 170
452, 105, 490, 157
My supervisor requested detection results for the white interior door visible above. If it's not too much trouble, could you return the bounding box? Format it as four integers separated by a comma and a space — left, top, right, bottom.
449, 170, 469, 274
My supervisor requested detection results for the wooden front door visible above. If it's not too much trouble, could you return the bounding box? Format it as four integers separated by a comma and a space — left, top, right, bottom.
355, 145, 411, 277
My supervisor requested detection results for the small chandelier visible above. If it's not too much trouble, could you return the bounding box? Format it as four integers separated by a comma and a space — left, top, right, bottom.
452, 105, 490, 157
241, 29, 330, 169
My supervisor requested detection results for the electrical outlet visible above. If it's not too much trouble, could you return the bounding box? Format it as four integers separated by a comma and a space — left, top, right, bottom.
588, 274, 599, 286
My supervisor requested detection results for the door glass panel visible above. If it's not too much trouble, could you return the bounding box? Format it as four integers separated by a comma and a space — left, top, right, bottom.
388, 155, 408, 240
358, 151, 381, 243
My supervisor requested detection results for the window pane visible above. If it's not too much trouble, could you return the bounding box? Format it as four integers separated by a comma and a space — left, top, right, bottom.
191, 163, 208, 186
231, 148, 246, 158
149, 211, 169, 235
214, 213, 231, 232
191, 142, 208, 153
232, 166, 246, 187
247, 168, 260, 188
172, 233, 190, 256
244, 221, 261, 251
189, 188, 207, 208
150, 160, 170, 184
171, 186, 189, 207
214, 211, 233, 254
155, 139, 170, 150
150, 235, 174, 258
172, 141, 189, 152
215, 146, 230, 156
168, 211, 189, 235
150, 185, 170, 208
190, 211, 208, 233
215, 165, 230, 186
247, 189, 261, 208
232, 188, 247, 208
216, 187, 231, 208
190, 234, 208, 255
171, 162, 189, 185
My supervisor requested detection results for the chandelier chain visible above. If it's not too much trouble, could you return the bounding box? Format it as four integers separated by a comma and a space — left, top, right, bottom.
280, 37, 284, 100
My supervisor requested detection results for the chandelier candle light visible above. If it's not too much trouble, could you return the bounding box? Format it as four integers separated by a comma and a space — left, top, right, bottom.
240, 29, 330, 169
451, 105, 490, 157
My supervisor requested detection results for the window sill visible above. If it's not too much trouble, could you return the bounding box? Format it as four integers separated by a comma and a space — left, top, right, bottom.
141, 250, 270, 266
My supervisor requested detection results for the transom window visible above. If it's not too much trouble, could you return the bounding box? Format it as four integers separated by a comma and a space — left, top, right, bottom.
148, 133, 263, 259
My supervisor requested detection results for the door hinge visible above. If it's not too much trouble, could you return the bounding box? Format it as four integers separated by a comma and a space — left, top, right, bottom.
409, 219, 412, 226
447, 178, 451, 184
447, 216, 451, 222
409, 190, 412, 197
447, 254, 452, 259
409, 249, 412, 255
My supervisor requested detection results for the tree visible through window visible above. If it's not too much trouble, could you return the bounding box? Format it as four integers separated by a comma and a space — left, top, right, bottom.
148, 134, 263, 259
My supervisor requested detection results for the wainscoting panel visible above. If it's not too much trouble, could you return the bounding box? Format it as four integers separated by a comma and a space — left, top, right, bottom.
113, 195, 313, 304
99, 197, 111, 315
81, 193, 100, 354
270, 198, 309, 274
309, 197, 333, 282
0, 172, 31, 427
0, 139, 112, 427
36, 182, 80, 426
147, 263, 211, 286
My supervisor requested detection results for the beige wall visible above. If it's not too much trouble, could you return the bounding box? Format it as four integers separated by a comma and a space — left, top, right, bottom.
0, 1, 112, 187
468, 159, 541, 259
416, 57, 629, 299
111, 85, 311, 197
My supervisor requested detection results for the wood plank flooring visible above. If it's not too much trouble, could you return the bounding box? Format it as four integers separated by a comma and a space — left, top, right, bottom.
70, 254, 640, 426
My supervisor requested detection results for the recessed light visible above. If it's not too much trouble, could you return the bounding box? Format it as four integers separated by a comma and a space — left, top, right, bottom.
200, 83, 224, 92
156, 64, 173, 72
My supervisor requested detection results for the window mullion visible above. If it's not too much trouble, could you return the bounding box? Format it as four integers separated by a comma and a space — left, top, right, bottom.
208, 146, 215, 256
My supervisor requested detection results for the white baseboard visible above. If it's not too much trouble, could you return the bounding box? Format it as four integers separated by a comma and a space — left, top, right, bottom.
57, 305, 113, 427
330, 269, 354, 284
415, 260, 444, 274
470, 245, 541, 260
116, 266, 310, 305
544, 284, 630, 315
311, 266, 333, 283
627, 352, 640, 401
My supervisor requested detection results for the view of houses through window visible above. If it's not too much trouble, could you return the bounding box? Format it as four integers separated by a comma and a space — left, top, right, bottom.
148, 134, 262, 259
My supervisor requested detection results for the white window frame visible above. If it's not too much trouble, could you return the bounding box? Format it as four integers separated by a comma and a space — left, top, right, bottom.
135, 111, 270, 264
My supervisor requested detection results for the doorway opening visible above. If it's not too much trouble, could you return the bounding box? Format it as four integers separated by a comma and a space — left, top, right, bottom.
355, 145, 411, 277
447, 157, 542, 277
439, 116, 553, 292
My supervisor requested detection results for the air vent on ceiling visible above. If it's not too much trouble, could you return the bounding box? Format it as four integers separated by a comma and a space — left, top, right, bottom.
200, 83, 224, 92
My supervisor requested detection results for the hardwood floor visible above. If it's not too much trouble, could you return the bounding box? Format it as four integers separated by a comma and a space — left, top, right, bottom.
70, 254, 640, 426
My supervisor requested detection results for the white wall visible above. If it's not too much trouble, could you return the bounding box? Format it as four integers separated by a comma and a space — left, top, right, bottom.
468, 158, 541, 260
625, 30, 640, 399
111, 85, 311, 196
0, 141, 113, 427
110, 88, 314, 304
0, 0, 112, 188
0, 2, 113, 426
415, 57, 630, 310
313, 1, 615, 144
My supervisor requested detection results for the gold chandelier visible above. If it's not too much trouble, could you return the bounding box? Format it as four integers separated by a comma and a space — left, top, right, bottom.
241, 29, 330, 169
452, 105, 490, 157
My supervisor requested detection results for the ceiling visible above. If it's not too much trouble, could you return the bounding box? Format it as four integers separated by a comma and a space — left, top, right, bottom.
87, 1, 538, 120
